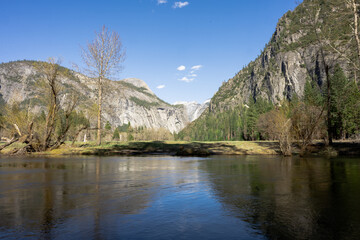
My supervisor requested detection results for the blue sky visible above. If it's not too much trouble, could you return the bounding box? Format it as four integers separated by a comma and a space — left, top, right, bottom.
0, 0, 300, 104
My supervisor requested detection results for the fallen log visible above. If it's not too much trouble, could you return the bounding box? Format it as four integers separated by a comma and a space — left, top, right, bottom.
0, 137, 19, 151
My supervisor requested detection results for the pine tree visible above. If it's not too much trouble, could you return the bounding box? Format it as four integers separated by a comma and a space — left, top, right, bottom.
330, 65, 360, 138
304, 78, 323, 107
112, 128, 120, 140
105, 121, 112, 131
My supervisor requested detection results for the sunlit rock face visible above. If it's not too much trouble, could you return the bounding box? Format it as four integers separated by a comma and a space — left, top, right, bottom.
0, 61, 189, 133
174, 100, 210, 122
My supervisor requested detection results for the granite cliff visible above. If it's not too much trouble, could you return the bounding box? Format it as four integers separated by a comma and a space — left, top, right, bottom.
174, 100, 210, 122
210, 0, 352, 111
0, 61, 189, 133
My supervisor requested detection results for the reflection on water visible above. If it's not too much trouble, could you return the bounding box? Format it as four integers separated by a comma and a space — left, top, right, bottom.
201, 156, 360, 240
0, 155, 359, 239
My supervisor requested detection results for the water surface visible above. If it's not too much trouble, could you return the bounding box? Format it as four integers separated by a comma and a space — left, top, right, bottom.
0, 155, 360, 239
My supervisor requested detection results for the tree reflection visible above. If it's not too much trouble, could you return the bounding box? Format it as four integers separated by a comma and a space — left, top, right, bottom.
1, 156, 360, 239
0, 156, 180, 238
201, 156, 360, 240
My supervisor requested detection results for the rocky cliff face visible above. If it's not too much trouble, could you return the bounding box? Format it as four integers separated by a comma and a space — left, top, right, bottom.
210, 0, 352, 112
0, 61, 189, 133
174, 100, 210, 122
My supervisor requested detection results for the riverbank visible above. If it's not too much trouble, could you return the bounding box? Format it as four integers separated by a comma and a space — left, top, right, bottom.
1, 140, 360, 157
0, 141, 278, 156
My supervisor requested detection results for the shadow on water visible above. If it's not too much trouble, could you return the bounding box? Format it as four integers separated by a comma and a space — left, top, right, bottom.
200, 155, 360, 240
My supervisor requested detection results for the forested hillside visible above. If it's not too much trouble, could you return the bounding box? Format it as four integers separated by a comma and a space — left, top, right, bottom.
179, 0, 360, 147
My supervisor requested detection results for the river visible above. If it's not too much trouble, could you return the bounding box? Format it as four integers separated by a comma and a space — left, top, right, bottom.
0, 155, 359, 239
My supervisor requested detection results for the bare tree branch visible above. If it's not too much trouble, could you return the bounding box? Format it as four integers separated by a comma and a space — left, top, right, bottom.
81, 25, 126, 145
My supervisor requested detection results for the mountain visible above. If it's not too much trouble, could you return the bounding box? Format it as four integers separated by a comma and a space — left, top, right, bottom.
173, 100, 210, 122
181, 0, 356, 140
0, 61, 189, 133
209, 0, 352, 111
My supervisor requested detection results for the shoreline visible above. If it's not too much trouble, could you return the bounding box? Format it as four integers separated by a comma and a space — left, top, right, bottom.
1, 140, 360, 157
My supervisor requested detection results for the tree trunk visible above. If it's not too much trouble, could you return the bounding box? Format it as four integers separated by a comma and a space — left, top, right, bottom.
325, 64, 333, 145
318, 42, 333, 146
13, 124, 22, 136
351, 0, 360, 75
97, 78, 103, 145
71, 126, 89, 146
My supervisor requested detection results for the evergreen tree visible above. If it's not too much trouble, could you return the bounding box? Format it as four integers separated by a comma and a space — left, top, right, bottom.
105, 121, 112, 131
330, 65, 360, 138
118, 123, 130, 132
179, 97, 273, 141
304, 78, 324, 107
112, 128, 120, 140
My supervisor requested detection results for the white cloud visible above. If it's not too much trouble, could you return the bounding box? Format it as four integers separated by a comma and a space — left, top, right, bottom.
173, 1, 189, 8
177, 64, 202, 83
177, 65, 186, 71
157, 85, 165, 89
179, 77, 194, 83
157, 0, 167, 4
191, 65, 202, 70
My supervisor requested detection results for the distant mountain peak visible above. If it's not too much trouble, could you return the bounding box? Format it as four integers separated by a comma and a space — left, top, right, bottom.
122, 78, 154, 95
174, 100, 210, 122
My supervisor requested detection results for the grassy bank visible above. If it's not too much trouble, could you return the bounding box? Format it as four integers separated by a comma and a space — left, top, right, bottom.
1, 140, 359, 156
0, 140, 280, 156
46, 141, 281, 156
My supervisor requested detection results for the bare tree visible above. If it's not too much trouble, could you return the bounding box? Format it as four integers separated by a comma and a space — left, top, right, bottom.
35, 58, 62, 150
0, 103, 32, 151
257, 105, 292, 156
291, 102, 326, 155
1, 59, 85, 154
81, 25, 126, 145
